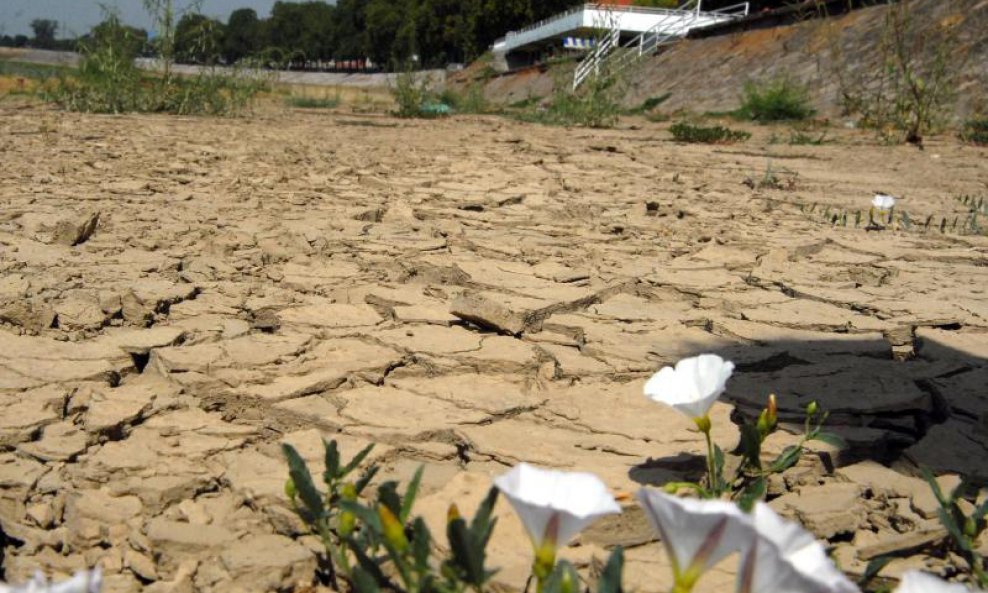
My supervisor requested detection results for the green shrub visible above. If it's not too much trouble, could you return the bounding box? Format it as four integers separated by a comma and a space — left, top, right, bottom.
43, 11, 265, 115
739, 76, 815, 122
390, 67, 442, 118
961, 117, 988, 145
628, 93, 671, 115
517, 72, 622, 129
670, 121, 751, 144
287, 95, 341, 109
439, 82, 490, 114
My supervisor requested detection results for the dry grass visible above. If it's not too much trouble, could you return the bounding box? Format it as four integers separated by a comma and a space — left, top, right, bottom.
275, 82, 394, 113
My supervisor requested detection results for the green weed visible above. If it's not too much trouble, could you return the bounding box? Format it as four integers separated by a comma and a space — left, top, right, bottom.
739, 76, 816, 122
670, 121, 751, 144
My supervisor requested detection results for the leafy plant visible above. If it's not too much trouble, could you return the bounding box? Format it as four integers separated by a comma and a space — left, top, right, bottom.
961, 117, 988, 146
670, 122, 751, 144
43, 6, 266, 115
391, 66, 442, 118
440, 82, 491, 115
739, 76, 816, 122
921, 469, 988, 587
744, 161, 798, 191
284, 438, 503, 593
831, 0, 963, 144
287, 95, 342, 109
660, 393, 844, 506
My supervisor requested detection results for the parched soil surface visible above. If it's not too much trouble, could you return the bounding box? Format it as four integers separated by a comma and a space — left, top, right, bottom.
1, 104, 987, 592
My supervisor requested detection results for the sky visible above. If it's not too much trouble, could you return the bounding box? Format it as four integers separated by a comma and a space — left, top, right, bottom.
0, 0, 298, 38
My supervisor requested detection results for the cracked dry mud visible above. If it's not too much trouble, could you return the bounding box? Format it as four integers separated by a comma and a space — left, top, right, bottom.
1, 105, 987, 593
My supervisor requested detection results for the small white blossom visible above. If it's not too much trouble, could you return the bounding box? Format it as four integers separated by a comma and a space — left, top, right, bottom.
494, 463, 621, 549
894, 571, 973, 593
643, 354, 735, 420
637, 488, 753, 581
737, 503, 859, 593
872, 194, 896, 211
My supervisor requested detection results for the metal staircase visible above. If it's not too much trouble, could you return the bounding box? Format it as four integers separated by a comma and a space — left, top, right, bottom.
573, 1, 749, 91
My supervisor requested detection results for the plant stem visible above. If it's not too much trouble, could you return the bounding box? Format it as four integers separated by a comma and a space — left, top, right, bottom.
703, 427, 718, 497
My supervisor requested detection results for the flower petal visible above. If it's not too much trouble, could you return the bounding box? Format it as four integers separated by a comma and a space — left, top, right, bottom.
643, 354, 734, 420
894, 571, 971, 593
745, 503, 858, 593
494, 463, 621, 548
636, 488, 753, 575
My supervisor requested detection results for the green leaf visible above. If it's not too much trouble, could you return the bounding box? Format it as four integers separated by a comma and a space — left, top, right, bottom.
738, 424, 762, 471
342, 442, 376, 477
937, 506, 972, 553
858, 555, 893, 587
542, 560, 580, 593
377, 481, 403, 518
921, 468, 950, 507
448, 516, 485, 586
767, 445, 802, 473
354, 465, 380, 496
471, 488, 499, 544
323, 439, 341, 483
713, 444, 726, 491
411, 517, 432, 573
737, 477, 766, 512
347, 536, 389, 585
597, 546, 624, 593
351, 565, 382, 593
401, 465, 425, 523
811, 431, 848, 449
282, 443, 325, 521
340, 499, 383, 534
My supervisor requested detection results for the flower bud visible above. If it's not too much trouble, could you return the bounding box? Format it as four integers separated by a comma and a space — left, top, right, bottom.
757, 394, 778, 438
338, 510, 356, 538
284, 478, 297, 501
965, 516, 978, 539
447, 503, 462, 525
559, 566, 577, 593
806, 401, 818, 417
340, 482, 357, 501
693, 415, 712, 434
378, 504, 409, 553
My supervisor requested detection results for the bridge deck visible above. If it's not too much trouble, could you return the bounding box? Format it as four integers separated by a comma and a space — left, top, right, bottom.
492, 3, 737, 57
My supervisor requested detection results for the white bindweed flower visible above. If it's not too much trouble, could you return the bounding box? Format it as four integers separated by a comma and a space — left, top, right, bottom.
643, 354, 735, 421
737, 503, 858, 593
494, 463, 621, 550
872, 194, 896, 211
637, 488, 753, 590
0, 568, 102, 593
894, 571, 973, 593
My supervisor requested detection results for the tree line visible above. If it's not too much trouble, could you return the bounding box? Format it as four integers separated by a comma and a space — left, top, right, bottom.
2, 0, 782, 70
174, 0, 594, 69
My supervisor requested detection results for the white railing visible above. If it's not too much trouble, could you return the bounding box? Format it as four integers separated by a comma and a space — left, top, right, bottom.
572, 0, 749, 90
572, 26, 621, 91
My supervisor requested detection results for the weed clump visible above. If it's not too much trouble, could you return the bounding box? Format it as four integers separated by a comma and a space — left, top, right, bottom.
390, 67, 446, 118
517, 73, 622, 128
670, 121, 751, 144
286, 95, 341, 109
961, 117, 988, 146
739, 76, 815, 122
44, 9, 266, 116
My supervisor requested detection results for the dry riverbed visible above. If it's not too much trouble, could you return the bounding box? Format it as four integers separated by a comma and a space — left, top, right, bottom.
1, 103, 987, 592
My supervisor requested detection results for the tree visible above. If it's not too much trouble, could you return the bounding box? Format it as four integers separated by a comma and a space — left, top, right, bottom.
333, 0, 369, 59
174, 12, 225, 64
87, 18, 149, 60
30, 19, 58, 48
224, 8, 260, 63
